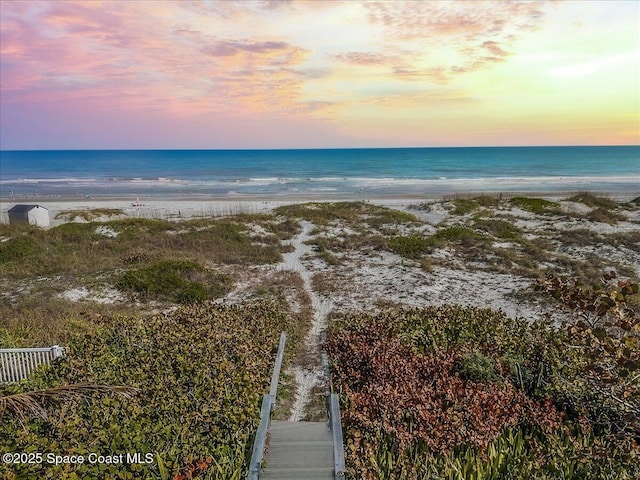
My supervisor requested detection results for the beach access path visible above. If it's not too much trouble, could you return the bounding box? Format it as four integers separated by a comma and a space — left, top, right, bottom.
276, 221, 334, 421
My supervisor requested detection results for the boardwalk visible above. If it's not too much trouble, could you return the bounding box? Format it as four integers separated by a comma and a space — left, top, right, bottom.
248, 331, 345, 479
251, 221, 347, 479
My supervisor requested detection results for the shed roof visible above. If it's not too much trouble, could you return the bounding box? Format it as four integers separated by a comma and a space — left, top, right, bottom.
8, 204, 48, 213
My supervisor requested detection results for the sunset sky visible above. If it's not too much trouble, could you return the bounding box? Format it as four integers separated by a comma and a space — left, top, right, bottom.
1, 0, 638, 149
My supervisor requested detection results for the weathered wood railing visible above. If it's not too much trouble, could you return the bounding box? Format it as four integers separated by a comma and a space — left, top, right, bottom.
329, 393, 346, 479
0, 346, 64, 384
322, 334, 346, 479
249, 331, 287, 480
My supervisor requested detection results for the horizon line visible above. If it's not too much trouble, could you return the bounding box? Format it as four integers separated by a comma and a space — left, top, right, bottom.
2, 144, 639, 153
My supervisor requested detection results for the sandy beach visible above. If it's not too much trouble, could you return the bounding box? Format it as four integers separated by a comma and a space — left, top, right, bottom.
2, 190, 638, 226
2, 192, 639, 427
3, 194, 638, 313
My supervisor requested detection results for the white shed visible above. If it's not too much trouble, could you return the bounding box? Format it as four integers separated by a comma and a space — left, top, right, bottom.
8, 204, 50, 228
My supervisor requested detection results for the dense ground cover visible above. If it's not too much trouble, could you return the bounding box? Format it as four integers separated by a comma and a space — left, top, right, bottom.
0, 301, 301, 479
327, 305, 639, 480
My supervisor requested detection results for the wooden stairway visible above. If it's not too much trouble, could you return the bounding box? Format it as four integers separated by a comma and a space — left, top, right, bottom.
248, 333, 345, 479
260, 420, 334, 479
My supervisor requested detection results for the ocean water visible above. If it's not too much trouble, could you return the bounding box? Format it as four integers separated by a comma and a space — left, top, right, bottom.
0, 146, 638, 198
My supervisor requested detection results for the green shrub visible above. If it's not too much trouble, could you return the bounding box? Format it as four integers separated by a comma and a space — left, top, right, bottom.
473, 219, 522, 240
473, 195, 502, 208
451, 198, 478, 215
511, 197, 561, 214
458, 351, 498, 383
116, 260, 230, 303
0, 236, 42, 263
366, 209, 419, 227
388, 235, 434, 258
432, 225, 480, 243
328, 305, 639, 480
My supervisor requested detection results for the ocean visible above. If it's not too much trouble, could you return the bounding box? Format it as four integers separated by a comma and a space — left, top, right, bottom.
0, 146, 638, 198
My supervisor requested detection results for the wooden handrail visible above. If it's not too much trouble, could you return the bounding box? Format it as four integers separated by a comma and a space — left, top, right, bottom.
322, 333, 346, 479
269, 332, 287, 400
248, 394, 274, 479
329, 393, 346, 479
248, 332, 287, 480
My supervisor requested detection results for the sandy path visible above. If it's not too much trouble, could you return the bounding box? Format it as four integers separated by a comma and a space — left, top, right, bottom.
277, 221, 334, 421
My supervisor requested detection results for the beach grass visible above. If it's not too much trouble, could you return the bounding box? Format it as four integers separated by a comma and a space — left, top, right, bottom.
585, 207, 627, 224
0, 215, 289, 279
473, 194, 503, 207
473, 218, 522, 240
0, 295, 133, 347
450, 198, 478, 215
54, 208, 125, 221
275, 201, 419, 228
0, 214, 297, 350
568, 192, 619, 210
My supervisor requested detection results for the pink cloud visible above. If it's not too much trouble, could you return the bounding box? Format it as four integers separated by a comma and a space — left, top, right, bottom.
0, 0, 346, 148
201, 40, 292, 57
481, 40, 509, 58
362, 0, 549, 82
334, 51, 397, 65
0, 0, 314, 120
1, 0, 636, 149
365, 0, 548, 40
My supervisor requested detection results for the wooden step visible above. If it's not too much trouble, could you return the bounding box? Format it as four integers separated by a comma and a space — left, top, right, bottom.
261, 421, 334, 479
260, 466, 334, 479
269, 420, 332, 442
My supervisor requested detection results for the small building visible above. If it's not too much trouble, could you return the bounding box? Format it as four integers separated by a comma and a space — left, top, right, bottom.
8, 204, 50, 228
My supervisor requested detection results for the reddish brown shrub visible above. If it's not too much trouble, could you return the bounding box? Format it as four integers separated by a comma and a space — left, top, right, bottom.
327, 320, 562, 456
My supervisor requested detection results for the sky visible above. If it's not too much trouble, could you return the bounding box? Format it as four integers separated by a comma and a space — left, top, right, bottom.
0, 0, 638, 150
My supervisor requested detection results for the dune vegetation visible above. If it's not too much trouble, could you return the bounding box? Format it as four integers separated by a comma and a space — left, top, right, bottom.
1, 301, 305, 479
1, 194, 638, 478
328, 292, 639, 479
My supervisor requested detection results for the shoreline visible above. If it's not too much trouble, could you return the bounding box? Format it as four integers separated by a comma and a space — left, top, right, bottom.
1, 187, 638, 203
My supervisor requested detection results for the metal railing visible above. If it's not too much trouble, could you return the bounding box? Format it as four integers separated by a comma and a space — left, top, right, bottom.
249, 332, 287, 480
0, 345, 64, 384
322, 333, 346, 480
